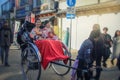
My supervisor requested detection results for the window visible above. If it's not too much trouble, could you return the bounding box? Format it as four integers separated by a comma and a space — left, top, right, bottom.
33, 0, 41, 8
41, 0, 48, 4
36, 0, 41, 6
20, 0, 29, 6
1, 2, 9, 13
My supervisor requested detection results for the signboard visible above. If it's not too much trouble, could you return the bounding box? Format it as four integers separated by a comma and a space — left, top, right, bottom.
14, 21, 20, 33
31, 13, 35, 24
12, 21, 21, 49
67, 0, 76, 7
66, 7, 76, 19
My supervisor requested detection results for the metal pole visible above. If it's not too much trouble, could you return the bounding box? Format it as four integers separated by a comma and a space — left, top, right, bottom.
75, 17, 78, 49
69, 18, 72, 52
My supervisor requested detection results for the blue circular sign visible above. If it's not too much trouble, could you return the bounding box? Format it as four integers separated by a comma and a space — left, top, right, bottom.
67, 0, 76, 7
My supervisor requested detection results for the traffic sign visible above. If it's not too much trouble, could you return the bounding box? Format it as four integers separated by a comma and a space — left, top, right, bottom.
67, 0, 76, 7
66, 14, 75, 19
66, 7, 76, 19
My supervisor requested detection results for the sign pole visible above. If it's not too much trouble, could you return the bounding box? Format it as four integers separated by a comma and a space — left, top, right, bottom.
66, 0, 76, 53
69, 18, 72, 52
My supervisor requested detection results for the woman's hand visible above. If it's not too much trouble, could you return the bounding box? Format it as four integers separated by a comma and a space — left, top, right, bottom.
35, 28, 42, 35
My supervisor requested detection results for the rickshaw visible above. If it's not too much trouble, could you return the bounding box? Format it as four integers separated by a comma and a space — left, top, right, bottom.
17, 21, 73, 80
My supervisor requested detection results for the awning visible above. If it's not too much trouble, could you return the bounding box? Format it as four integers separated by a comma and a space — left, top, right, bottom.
36, 10, 56, 22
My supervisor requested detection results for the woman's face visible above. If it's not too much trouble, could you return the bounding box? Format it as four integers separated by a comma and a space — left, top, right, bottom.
4, 22, 8, 27
46, 22, 51, 28
116, 31, 120, 36
35, 20, 41, 27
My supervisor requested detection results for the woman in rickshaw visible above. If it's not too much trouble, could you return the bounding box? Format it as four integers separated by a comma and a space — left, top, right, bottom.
30, 19, 58, 40
30, 19, 69, 70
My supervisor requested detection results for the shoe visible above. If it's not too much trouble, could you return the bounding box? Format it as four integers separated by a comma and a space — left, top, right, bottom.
111, 60, 114, 65
103, 62, 107, 68
4, 64, 10, 67
1, 60, 3, 64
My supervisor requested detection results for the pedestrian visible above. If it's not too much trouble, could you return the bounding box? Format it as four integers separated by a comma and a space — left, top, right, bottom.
102, 27, 112, 67
77, 30, 100, 80
91, 24, 104, 80
42, 20, 54, 38
30, 18, 43, 40
0, 22, 2, 64
0, 21, 13, 66
71, 24, 101, 80
111, 30, 120, 65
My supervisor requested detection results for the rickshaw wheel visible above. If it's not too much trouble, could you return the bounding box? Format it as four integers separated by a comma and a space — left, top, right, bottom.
21, 45, 41, 80
51, 49, 71, 76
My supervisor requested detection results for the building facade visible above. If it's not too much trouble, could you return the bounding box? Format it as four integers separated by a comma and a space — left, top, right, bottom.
57, 0, 120, 50
1, 0, 15, 28
1, 0, 15, 20
15, 0, 33, 22
15, 0, 59, 23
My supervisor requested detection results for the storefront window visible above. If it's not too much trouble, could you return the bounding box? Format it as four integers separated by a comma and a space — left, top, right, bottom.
33, 0, 41, 8
36, 0, 41, 6
1, 1, 9, 13
20, 0, 29, 6
41, 0, 48, 4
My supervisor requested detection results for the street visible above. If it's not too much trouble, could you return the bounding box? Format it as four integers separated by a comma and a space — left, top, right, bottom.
0, 49, 120, 80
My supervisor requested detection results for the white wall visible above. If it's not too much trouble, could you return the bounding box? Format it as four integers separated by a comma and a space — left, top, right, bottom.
61, 13, 120, 50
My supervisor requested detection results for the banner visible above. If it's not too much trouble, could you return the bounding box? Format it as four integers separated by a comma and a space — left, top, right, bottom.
14, 21, 20, 33
31, 13, 35, 24
12, 21, 21, 49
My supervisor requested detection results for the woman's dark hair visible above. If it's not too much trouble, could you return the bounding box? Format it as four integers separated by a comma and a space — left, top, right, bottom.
40, 22, 45, 29
44, 20, 50, 25
89, 30, 100, 39
103, 27, 108, 31
35, 18, 41, 23
114, 30, 120, 38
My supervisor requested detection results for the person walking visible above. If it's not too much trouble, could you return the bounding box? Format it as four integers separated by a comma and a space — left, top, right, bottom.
0, 22, 2, 64
73, 31, 100, 80
71, 24, 101, 80
111, 30, 120, 65
91, 24, 104, 80
102, 27, 112, 67
0, 21, 13, 66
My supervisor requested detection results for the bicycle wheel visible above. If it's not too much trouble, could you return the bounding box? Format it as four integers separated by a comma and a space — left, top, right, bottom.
21, 45, 41, 80
52, 49, 71, 76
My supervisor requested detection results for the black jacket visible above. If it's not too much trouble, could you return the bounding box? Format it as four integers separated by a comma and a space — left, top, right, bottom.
0, 27, 13, 46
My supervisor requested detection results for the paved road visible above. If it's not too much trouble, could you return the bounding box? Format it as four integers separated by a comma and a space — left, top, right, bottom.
0, 49, 120, 80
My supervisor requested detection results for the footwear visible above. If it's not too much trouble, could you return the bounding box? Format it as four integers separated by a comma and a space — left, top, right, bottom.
1, 60, 3, 64
4, 64, 10, 67
111, 60, 114, 65
103, 62, 107, 68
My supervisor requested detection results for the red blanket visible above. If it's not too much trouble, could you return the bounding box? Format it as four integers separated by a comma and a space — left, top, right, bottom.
35, 40, 69, 70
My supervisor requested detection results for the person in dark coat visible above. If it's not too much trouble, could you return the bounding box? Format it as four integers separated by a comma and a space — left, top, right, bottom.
102, 27, 112, 67
90, 24, 104, 80
0, 21, 13, 66
0, 22, 2, 63
76, 30, 100, 80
